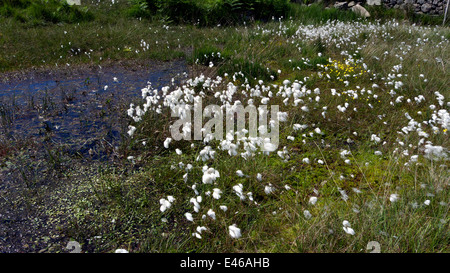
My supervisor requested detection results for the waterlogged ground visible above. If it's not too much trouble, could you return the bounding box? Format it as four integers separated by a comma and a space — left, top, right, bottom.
0, 60, 188, 252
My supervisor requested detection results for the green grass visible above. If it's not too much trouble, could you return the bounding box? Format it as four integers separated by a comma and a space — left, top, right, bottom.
0, 0, 94, 25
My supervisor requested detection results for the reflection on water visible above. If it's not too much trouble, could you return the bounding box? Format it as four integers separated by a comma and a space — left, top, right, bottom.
0, 61, 188, 160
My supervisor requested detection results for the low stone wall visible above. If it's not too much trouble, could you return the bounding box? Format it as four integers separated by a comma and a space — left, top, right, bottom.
382, 0, 447, 15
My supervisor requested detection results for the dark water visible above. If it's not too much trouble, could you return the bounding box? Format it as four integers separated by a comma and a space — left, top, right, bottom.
0, 60, 188, 159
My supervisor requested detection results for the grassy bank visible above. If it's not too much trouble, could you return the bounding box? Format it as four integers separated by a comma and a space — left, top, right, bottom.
0, 0, 448, 253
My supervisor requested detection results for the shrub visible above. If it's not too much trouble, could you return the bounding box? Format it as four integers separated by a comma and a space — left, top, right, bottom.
128, 0, 292, 26
0, 0, 94, 24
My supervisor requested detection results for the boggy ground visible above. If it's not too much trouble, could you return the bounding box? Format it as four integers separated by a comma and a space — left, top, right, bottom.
0, 59, 189, 252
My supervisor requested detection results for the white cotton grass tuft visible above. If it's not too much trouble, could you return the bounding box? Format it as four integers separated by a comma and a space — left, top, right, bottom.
127, 125, 136, 137
389, 193, 399, 203
309, 196, 318, 205
256, 173, 263, 181
202, 167, 220, 184
303, 210, 312, 219
212, 188, 222, 199
264, 184, 275, 194
159, 196, 175, 212
207, 209, 216, 220
164, 137, 172, 148
185, 212, 194, 222
233, 183, 246, 201
342, 220, 355, 235
229, 224, 242, 239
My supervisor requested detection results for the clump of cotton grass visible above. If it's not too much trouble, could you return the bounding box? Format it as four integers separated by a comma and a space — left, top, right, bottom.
120, 20, 449, 251
389, 194, 399, 203
342, 220, 355, 235
160, 196, 175, 212
202, 167, 220, 184
229, 224, 242, 239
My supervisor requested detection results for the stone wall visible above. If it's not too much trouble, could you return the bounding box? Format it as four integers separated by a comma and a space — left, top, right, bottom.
383, 0, 448, 15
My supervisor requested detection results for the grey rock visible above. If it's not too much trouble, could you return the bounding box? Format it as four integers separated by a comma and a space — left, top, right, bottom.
334, 2, 348, 9
367, 0, 382, 5
352, 4, 371, 17
421, 3, 432, 12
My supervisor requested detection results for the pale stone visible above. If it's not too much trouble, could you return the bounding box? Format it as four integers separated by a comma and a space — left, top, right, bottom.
421, 3, 432, 12
367, 0, 381, 5
352, 4, 371, 17
334, 2, 348, 9
66, 0, 81, 5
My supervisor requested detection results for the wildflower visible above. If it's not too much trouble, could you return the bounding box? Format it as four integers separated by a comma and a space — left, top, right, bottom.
175, 148, 182, 155
309, 196, 318, 205
202, 167, 220, 184
220, 205, 228, 212
236, 170, 244, 177
196, 226, 207, 235
389, 194, 399, 203
371, 134, 381, 143
424, 200, 431, 206
233, 184, 246, 200
229, 224, 242, 239
342, 220, 355, 235
164, 137, 172, 149
190, 197, 201, 212
303, 210, 312, 219
160, 197, 175, 212
212, 188, 222, 199
185, 212, 194, 222
256, 173, 262, 181
424, 144, 447, 161
127, 126, 136, 137
207, 209, 216, 220
339, 189, 349, 201
115, 249, 129, 253
264, 184, 275, 195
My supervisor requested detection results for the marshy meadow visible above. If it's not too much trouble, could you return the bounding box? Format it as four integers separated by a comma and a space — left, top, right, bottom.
0, 0, 448, 254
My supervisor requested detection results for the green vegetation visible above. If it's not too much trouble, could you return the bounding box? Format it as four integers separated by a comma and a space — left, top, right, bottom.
0, 0, 94, 25
128, 0, 291, 25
